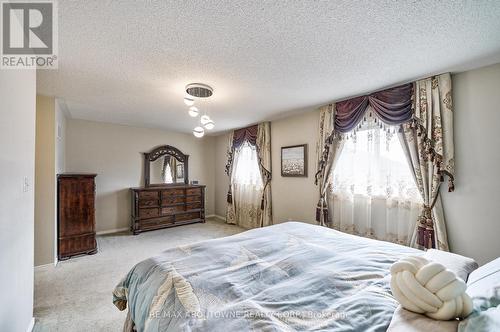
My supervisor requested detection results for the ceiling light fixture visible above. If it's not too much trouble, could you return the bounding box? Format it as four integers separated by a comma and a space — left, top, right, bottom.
204, 119, 215, 130
193, 126, 205, 138
184, 97, 194, 106
200, 114, 210, 125
185, 83, 213, 98
184, 83, 215, 137
188, 106, 199, 117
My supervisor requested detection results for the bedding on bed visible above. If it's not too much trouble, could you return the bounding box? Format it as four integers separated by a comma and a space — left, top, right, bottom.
113, 221, 420, 331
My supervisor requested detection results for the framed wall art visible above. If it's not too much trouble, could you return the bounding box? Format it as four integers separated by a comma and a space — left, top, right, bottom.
281, 144, 307, 177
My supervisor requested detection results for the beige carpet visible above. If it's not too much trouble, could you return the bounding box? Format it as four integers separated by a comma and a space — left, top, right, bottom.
33, 218, 243, 332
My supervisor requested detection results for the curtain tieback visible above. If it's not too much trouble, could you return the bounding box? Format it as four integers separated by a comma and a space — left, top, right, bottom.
448, 178, 455, 192
315, 197, 329, 225
226, 186, 232, 204
417, 205, 435, 249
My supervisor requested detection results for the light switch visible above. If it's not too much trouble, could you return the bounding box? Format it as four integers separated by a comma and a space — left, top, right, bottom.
23, 176, 29, 192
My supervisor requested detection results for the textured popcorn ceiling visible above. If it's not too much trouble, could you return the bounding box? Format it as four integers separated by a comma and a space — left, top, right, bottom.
37, 1, 500, 134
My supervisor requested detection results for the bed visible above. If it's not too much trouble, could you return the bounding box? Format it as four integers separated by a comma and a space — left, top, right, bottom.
113, 222, 465, 331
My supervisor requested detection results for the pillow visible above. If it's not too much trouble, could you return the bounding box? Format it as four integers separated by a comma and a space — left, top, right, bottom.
458, 257, 500, 332
387, 306, 459, 332
424, 249, 478, 282
388, 251, 479, 331
465, 257, 500, 298
390, 255, 472, 320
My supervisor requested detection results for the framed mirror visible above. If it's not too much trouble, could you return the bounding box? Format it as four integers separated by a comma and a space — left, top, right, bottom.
144, 145, 189, 186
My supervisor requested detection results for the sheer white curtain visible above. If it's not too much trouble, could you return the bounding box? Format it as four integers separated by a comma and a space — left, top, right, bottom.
231, 141, 263, 229
164, 164, 173, 183
329, 116, 422, 245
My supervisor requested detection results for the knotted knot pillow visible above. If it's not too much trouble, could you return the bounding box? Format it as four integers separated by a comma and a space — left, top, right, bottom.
390, 255, 472, 320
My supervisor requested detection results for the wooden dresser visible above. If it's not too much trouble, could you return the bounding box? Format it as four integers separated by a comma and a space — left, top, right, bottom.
57, 173, 97, 260
131, 185, 205, 234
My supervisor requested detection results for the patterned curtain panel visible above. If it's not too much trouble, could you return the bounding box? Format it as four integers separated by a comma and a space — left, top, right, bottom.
169, 156, 177, 181
315, 104, 344, 226
398, 73, 454, 250
256, 122, 272, 227
225, 123, 271, 229
315, 73, 454, 250
225, 131, 236, 224
230, 142, 263, 229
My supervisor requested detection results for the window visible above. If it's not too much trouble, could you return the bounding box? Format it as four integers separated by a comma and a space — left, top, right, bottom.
329, 119, 422, 245
164, 163, 173, 184
230, 140, 263, 229
232, 141, 263, 187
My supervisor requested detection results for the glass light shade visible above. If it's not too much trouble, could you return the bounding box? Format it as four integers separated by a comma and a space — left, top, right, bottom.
200, 115, 210, 125
188, 106, 199, 117
204, 120, 215, 130
184, 97, 194, 106
193, 126, 205, 138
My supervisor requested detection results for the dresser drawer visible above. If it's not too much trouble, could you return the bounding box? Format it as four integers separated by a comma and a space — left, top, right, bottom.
186, 201, 202, 210
162, 188, 184, 196
138, 208, 159, 219
131, 184, 205, 234
186, 195, 201, 203
139, 199, 158, 208
138, 191, 159, 200
176, 212, 201, 222
139, 216, 174, 228
186, 187, 202, 196
161, 205, 185, 215
162, 196, 185, 205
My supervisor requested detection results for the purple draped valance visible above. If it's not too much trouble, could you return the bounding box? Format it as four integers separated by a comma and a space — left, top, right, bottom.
335, 83, 414, 133
233, 124, 258, 148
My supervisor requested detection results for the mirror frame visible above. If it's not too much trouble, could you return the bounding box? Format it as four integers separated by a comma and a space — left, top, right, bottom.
144, 145, 189, 187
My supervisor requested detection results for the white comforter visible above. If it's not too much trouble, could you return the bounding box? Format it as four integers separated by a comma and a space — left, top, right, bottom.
114, 222, 423, 331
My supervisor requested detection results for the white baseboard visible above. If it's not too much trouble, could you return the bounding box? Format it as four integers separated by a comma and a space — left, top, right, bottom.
211, 214, 226, 221
96, 227, 129, 235
35, 262, 56, 270
26, 317, 34, 332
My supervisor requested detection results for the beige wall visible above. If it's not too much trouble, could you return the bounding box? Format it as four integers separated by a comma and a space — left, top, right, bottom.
270, 110, 320, 224
34, 97, 67, 266
65, 119, 216, 233
214, 109, 320, 224
35, 95, 56, 266
443, 63, 500, 265
0, 70, 36, 331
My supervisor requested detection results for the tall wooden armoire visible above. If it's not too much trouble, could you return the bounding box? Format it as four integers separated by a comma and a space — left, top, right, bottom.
57, 173, 97, 260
